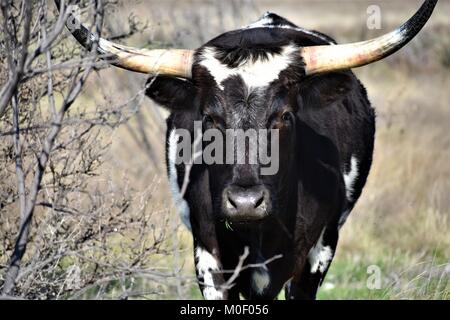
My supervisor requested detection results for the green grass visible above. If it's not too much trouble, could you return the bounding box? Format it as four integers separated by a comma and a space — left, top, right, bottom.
318, 255, 449, 300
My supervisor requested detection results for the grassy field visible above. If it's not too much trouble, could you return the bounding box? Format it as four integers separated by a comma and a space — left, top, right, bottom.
74, 0, 450, 300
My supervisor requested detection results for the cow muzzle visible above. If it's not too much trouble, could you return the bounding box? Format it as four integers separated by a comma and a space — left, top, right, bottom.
222, 185, 270, 223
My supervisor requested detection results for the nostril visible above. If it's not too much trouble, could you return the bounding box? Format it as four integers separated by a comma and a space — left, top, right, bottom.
254, 195, 264, 209
224, 186, 270, 218
227, 193, 237, 209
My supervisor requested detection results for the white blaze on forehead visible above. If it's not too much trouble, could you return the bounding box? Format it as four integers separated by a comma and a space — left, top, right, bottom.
308, 228, 334, 274
195, 246, 223, 300
252, 269, 271, 295
343, 156, 359, 202
168, 129, 191, 230
199, 44, 299, 90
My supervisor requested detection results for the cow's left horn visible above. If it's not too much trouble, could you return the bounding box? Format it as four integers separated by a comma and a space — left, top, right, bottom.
300, 0, 438, 75
55, 0, 193, 78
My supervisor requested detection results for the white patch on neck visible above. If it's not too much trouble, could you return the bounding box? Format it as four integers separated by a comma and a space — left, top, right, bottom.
196, 247, 223, 300
252, 269, 271, 295
308, 228, 334, 274
199, 44, 298, 90
168, 128, 191, 230
343, 156, 359, 202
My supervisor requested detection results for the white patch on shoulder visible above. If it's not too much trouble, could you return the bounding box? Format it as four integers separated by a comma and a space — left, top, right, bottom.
198, 44, 298, 90
308, 228, 334, 274
168, 128, 191, 230
252, 269, 271, 295
343, 156, 359, 202
196, 246, 223, 300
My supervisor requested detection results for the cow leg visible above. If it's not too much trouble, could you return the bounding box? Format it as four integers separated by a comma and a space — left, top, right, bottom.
167, 126, 228, 299
189, 185, 229, 299
194, 241, 230, 300
286, 225, 339, 300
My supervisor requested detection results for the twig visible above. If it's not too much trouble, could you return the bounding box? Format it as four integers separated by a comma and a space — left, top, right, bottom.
1, 0, 104, 295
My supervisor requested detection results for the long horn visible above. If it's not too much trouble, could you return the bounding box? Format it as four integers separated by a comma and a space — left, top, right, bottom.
301, 0, 438, 75
55, 0, 193, 78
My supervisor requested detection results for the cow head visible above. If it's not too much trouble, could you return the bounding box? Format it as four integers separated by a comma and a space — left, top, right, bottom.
57, 0, 437, 225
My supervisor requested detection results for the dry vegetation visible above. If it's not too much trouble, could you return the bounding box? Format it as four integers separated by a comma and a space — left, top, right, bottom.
0, 0, 449, 299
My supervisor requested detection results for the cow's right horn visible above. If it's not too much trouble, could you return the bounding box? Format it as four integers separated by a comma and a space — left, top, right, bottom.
55, 0, 194, 78
300, 0, 438, 75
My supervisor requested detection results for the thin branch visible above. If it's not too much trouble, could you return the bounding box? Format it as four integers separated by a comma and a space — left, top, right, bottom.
1, 0, 104, 295
0, 0, 32, 117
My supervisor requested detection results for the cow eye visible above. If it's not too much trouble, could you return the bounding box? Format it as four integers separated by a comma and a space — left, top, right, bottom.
281, 111, 293, 124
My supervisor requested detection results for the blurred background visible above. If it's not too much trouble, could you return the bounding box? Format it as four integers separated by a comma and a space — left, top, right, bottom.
1, 0, 449, 299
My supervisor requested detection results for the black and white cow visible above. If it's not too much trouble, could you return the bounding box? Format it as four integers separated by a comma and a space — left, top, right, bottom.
60, 0, 437, 299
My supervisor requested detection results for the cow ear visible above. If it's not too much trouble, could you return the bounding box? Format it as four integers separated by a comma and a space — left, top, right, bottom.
145, 76, 197, 111
299, 72, 354, 107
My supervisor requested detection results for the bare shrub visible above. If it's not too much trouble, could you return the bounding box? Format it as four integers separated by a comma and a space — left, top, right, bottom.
0, 0, 179, 299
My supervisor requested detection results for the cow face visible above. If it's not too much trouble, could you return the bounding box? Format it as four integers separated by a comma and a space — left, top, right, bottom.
146, 27, 354, 227
190, 42, 308, 226
148, 52, 301, 225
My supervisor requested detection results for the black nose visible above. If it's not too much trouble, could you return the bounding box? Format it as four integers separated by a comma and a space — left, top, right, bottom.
223, 185, 270, 222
